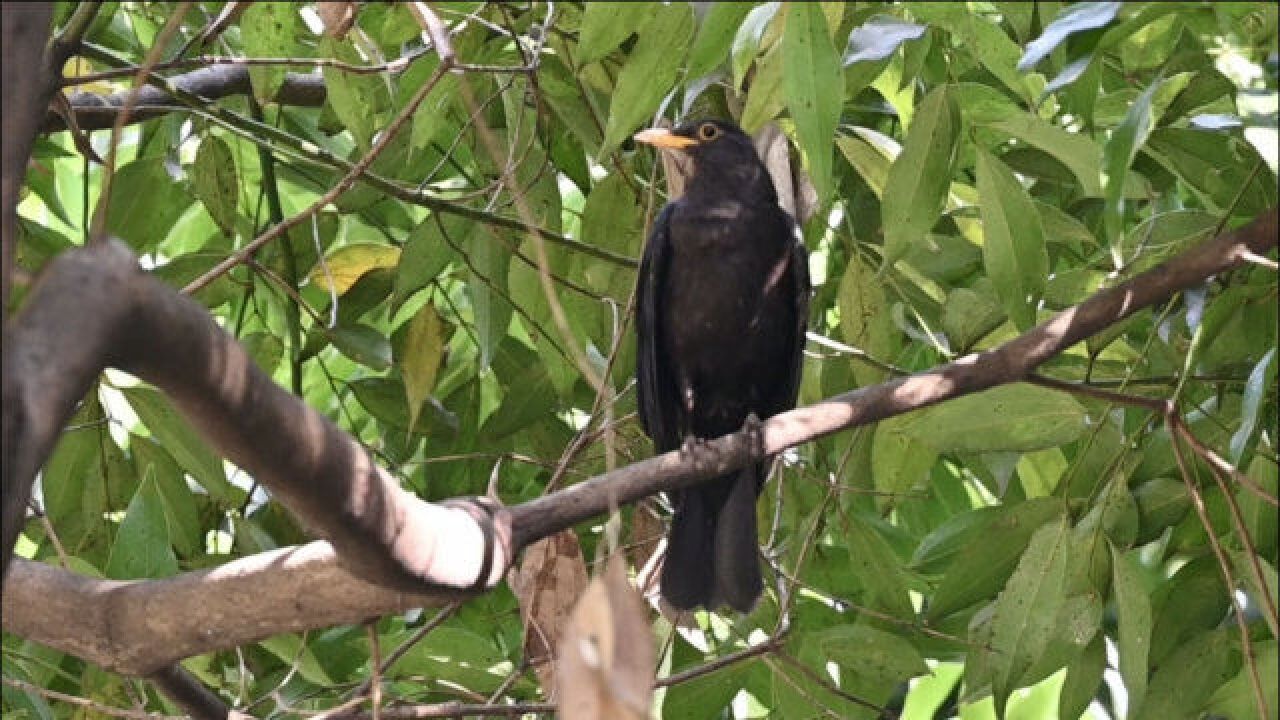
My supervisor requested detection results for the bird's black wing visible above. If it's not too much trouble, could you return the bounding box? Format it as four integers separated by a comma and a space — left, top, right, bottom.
778, 221, 811, 412
636, 203, 682, 452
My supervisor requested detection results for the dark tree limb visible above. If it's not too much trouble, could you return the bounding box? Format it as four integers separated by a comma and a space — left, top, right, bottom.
147, 665, 239, 720
2, 210, 1273, 679
1, 3, 55, 309
2, 1, 59, 584
41, 65, 327, 133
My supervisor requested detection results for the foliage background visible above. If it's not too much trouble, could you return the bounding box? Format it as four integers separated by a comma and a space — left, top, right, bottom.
4, 2, 1277, 718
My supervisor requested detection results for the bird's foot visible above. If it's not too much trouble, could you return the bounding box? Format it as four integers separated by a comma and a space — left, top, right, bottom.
680, 434, 717, 472
742, 412, 765, 461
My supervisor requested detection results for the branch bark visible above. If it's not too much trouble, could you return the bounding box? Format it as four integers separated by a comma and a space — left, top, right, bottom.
3, 209, 1273, 677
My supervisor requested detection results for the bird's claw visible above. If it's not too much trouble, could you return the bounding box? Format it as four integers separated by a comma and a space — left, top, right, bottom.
743, 412, 765, 460
680, 434, 717, 471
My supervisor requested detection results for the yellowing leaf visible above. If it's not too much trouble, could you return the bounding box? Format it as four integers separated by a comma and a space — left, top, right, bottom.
309, 243, 401, 294
62, 57, 119, 95
399, 302, 451, 429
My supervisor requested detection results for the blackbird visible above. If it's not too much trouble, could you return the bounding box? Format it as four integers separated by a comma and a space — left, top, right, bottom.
633, 119, 810, 612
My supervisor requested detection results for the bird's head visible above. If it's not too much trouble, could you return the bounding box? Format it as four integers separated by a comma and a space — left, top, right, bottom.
633, 119, 774, 203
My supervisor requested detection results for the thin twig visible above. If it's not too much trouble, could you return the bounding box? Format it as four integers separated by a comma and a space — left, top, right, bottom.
2, 677, 186, 720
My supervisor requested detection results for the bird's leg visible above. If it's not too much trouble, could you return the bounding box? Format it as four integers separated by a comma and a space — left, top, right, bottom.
742, 412, 765, 462
677, 379, 716, 466
678, 379, 702, 451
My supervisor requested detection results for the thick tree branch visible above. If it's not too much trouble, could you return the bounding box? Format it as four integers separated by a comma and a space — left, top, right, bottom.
2, 542, 449, 675
2, 210, 1273, 680
3, 239, 514, 589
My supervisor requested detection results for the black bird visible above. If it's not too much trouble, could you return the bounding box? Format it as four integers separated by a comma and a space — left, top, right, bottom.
633, 119, 810, 612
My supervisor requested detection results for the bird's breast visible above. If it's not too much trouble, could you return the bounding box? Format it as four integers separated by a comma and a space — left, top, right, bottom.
659, 204, 797, 378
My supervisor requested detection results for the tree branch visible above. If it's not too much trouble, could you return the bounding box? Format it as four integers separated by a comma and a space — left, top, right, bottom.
3, 210, 1273, 680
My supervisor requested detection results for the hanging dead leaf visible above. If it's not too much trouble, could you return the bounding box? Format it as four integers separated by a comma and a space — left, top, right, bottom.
508, 529, 589, 693
627, 499, 664, 596
316, 1, 357, 38
557, 554, 655, 720
753, 122, 818, 225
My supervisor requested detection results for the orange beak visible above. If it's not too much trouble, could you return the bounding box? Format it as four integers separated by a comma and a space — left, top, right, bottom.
633, 127, 698, 150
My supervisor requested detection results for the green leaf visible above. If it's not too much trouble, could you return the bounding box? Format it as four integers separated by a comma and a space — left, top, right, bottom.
1076, 474, 1140, 550
976, 148, 1049, 330
578, 174, 642, 282
1133, 476, 1192, 544
1150, 556, 1229, 668
1058, 632, 1106, 720
846, 514, 917, 620
836, 130, 898, 199
1102, 79, 1159, 248
687, 2, 753, 79
984, 115, 1104, 196
259, 635, 335, 686
393, 214, 463, 310
739, 43, 785, 134
900, 662, 963, 718
190, 135, 238, 237
240, 331, 284, 376
104, 471, 179, 580
898, 384, 1088, 454
911, 506, 1002, 574
782, 2, 841, 206
731, 2, 782, 90
576, 2, 654, 64
1232, 550, 1279, 640
408, 64, 459, 152
929, 499, 1065, 620
600, 3, 694, 154
101, 158, 194, 251
320, 36, 392, 150
466, 228, 513, 370
43, 392, 109, 551
812, 624, 929, 698
910, 4, 1030, 103
941, 286, 1005, 352
1017, 2, 1121, 71
843, 15, 926, 65
882, 85, 961, 266
122, 386, 236, 505
1205, 639, 1278, 720
871, 416, 937, 508
1123, 210, 1216, 274
327, 323, 393, 371
241, 4, 300, 104
1238, 455, 1278, 558
1143, 128, 1278, 216
1229, 347, 1275, 463
837, 253, 897, 386
132, 437, 201, 559
1134, 630, 1237, 720
989, 515, 1071, 714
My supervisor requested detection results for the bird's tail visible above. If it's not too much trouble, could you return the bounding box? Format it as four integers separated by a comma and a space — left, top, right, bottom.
660, 465, 762, 612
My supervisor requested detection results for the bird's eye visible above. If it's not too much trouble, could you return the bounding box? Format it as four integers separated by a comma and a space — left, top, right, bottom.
698, 123, 719, 141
